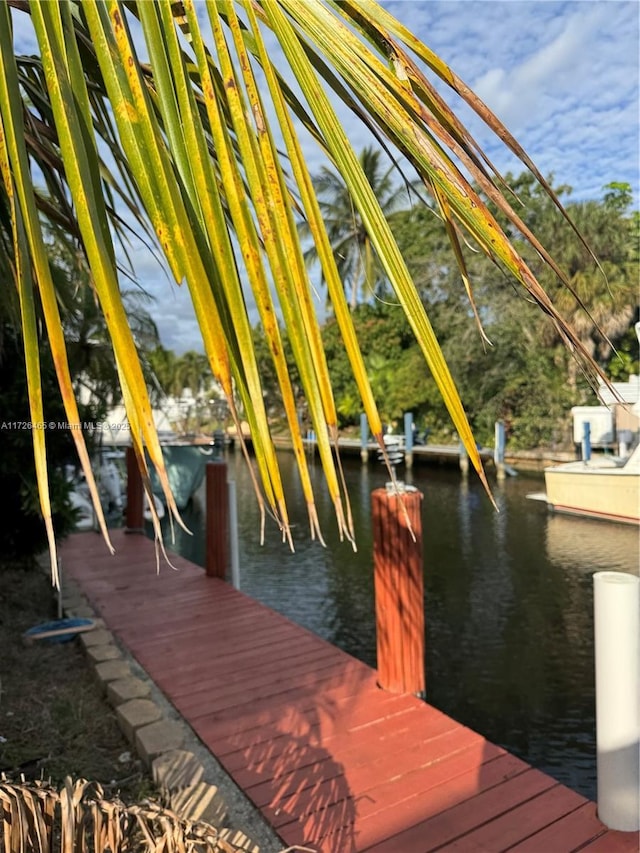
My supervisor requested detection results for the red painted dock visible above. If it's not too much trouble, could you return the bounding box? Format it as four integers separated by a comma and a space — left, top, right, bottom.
59, 531, 637, 853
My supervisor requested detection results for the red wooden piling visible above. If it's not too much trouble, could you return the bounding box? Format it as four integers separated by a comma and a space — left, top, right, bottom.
206, 461, 228, 579
125, 446, 144, 532
372, 487, 425, 696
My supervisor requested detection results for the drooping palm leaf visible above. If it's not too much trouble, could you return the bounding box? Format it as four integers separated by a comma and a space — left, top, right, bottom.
0, 0, 609, 567
28, 0, 182, 548
0, 4, 114, 580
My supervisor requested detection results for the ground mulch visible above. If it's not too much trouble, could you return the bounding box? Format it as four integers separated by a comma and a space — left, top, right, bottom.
0, 561, 155, 805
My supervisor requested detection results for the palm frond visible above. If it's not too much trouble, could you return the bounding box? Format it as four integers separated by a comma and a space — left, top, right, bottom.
0, 0, 610, 562
0, 777, 248, 853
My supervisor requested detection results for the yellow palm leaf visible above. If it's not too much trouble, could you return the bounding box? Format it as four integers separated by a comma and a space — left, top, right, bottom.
1, 0, 613, 561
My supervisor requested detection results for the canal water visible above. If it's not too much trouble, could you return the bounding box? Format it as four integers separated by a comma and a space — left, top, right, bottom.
158, 449, 639, 800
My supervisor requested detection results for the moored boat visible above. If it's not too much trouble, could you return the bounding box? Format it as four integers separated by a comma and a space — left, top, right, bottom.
148, 443, 214, 510
542, 444, 640, 525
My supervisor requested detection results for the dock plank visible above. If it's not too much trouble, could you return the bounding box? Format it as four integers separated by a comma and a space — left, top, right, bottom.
434, 783, 586, 851
577, 830, 640, 852
508, 802, 606, 852
360, 763, 547, 851
59, 531, 634, 853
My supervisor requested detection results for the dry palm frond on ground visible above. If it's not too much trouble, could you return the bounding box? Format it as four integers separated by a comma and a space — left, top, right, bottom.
0, 777, 244, 853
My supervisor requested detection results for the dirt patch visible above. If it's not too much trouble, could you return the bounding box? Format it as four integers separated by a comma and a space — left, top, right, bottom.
0, 561, 155, 804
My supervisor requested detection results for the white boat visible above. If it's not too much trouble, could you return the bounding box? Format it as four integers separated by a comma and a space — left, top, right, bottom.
69, 486, 96, 531
69, 453, 165, 530
68, 455, 124, 531
143, 492, 165, 522
542, 444, 640, 525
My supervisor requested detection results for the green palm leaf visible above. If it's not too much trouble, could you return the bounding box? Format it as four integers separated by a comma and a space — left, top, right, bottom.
0, 0, 610, 570
0, 3, 114, 574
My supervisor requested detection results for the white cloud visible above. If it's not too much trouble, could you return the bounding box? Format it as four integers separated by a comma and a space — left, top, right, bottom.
153, 298, 200, 354
383, 1, 639, 203
471, 4, 630, 127
8, 5, 38, 53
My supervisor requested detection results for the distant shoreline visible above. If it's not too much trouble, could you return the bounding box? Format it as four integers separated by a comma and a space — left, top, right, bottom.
267, 433, 576, 473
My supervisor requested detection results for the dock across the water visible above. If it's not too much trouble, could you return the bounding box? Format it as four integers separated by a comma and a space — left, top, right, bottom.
59, 531, 636, 852
278, 434, 574, 474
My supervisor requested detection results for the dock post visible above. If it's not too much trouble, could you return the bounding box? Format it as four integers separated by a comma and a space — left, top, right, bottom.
360, 413, 369, 463
206, 461, 228, 579
125, 446, 144, 533
618, 429, 632, 458
372, 487, 425, 697
404, 412, 414, 469
582, 422, 591, 461
594, 572, 640, 831
494, 420, 506, 481
228, 478, 240, 590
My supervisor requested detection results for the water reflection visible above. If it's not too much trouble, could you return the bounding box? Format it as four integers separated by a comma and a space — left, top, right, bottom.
158, 451, 639, 800
545, 513, 639, 575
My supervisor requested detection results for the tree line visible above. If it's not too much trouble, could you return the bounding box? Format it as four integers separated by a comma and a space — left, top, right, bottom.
261, 159, 639, 450
1, 162, 635, 563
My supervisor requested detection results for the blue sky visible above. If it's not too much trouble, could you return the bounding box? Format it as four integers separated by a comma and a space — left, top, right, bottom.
383, 1, 639, 202
12, 1, 640, 352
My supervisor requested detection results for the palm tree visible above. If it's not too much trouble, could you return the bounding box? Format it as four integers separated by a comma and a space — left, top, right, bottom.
146, 345, 180, 402
302, 147, 410, 309
0, 0, 606, 573
176, 351, 212, 400
555, 202, 635, 351
531, 193, 638, 385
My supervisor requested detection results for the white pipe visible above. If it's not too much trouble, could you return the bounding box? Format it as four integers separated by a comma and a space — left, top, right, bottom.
594, 571, 640, 831
57, 558, 63, 619
228, 479, 240, 590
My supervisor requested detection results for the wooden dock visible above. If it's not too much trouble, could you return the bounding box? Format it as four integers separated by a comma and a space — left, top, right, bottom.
59, 530, 637, 853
